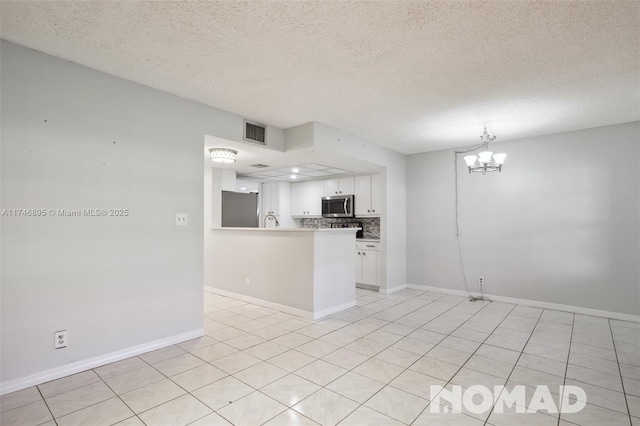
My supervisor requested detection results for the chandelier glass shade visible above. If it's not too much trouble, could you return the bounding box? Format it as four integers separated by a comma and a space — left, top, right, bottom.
209, 148, 238, 163
463, 126, 506, 174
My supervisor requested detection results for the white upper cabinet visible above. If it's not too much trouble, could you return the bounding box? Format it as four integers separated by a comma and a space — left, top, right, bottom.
323, 177, 355, 196
371, 174, 381, 215
292, 175, 379, 218
355, 174, 382, 216
261, 182, 281, 216
290, 182, 305, 216
291, 180, 323, 217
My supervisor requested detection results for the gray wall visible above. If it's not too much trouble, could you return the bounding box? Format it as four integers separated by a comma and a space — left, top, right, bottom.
407, 122, 640, 315
0, 41, 272, 384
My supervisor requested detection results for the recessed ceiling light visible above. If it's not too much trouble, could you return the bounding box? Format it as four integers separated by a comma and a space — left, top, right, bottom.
292, 168, 299, 173
290, 174, 297, 179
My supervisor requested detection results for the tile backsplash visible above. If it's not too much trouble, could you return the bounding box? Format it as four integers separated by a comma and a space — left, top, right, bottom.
298, 217, 380, 240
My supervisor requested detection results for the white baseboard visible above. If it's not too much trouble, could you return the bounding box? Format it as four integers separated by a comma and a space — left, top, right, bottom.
313, 300, 357, 320
0, 328, 204, 396
356, 283, 379, 291
379, 284, 407, 295
405, 283, 640, 323
204, 286, 314, 320
204, 286, 357, 321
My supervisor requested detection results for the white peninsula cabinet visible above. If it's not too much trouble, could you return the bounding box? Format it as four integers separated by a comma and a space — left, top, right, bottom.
356, 241, 380, 287
209, 227, 358, 319
355, 174, 382, 216
291, 180, 323, 217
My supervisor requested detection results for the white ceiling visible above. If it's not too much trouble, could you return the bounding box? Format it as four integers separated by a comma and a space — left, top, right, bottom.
2, 1, 638, 154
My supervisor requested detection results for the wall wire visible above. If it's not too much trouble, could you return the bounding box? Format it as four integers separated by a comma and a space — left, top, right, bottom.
454, 144, 492, 303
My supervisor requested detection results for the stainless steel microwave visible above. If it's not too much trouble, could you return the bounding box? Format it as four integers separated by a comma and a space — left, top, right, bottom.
322, 195, 354, 218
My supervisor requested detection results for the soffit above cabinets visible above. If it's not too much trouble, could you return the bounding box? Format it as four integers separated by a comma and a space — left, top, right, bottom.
242, 163, 351, 181
204, 135, 378, 180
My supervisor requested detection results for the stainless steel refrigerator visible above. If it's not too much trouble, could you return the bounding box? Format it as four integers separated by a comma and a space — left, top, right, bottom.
221, 191, 259, 227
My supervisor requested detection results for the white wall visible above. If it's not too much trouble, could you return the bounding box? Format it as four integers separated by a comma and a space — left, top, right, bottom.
0, 41, 283, 389
311, 123, 407, 291
407, 122, 640, 316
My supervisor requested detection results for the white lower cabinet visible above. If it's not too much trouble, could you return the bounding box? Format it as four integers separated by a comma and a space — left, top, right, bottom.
356, 241, 380, 286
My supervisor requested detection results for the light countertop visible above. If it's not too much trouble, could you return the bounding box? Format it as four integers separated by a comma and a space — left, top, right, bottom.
212, 227, 359, 233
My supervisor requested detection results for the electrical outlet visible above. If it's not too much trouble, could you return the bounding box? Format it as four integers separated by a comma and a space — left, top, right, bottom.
245, 278, 250, 287
175, 213, 188, 226
478, 276, 485, 285
54, 330, 68, 349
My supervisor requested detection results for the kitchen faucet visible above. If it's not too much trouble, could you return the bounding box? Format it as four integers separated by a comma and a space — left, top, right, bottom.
263, 214, 280, 227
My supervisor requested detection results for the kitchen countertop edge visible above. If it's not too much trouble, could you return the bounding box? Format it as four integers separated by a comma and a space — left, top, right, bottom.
211, 227, 359, 233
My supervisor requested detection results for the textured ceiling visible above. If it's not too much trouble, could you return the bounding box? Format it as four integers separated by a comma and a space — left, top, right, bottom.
1, 1, 639, 154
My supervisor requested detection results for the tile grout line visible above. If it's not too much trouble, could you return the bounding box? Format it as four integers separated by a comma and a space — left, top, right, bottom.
558, 310, 576, 426
265, 292, 494, 425
368, 299, 499, 425
208, 290, 457, 425
608, 318, 634, 426
482, 308, 559, 425
241, 290, 457, 425
329, 294, 481, 425
34, 385, 58, 426
249, 291, 535, 425
405, 301, 521, 426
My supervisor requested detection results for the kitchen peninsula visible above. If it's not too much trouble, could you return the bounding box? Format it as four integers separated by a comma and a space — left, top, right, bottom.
207, 227, 357, 319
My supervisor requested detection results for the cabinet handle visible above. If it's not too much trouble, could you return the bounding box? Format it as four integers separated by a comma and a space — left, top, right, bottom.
366, 245, 375, 248
357, 252, 361, 255
363, 252, 366, 255
367, 209, 370, 213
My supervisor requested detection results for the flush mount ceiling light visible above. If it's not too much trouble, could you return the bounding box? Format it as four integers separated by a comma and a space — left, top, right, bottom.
209, 148, 238, 164
463, 126, 507, 174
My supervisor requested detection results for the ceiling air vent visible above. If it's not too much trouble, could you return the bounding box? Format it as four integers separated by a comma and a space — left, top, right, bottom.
250, 164, 270, 168
244, 120, 267, 145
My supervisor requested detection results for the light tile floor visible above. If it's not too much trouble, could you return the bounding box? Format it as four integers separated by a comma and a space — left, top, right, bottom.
2, 288, 639, 425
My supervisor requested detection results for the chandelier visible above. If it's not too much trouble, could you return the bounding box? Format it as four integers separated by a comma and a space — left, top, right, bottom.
463, 126, 506, 174
209, 148, 238, 164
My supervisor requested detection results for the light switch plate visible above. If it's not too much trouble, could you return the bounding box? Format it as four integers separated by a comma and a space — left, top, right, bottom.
175, 213, 188, 226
